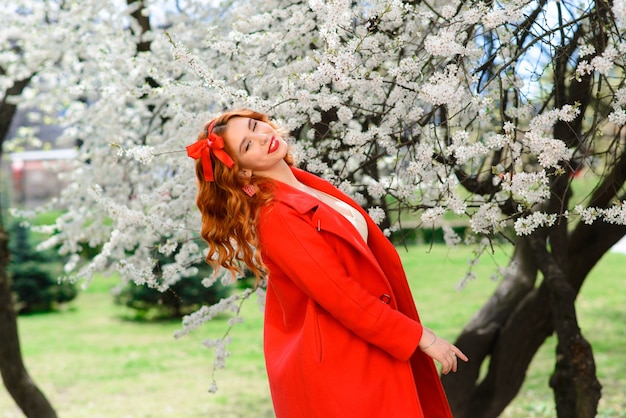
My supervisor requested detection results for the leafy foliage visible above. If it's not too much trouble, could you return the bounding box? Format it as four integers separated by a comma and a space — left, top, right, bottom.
7, 221, 76, 314
114, 252, 230, 320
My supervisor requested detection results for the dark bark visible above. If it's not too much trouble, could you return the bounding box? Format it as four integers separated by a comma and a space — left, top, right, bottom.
543, 55, 603, 414
127, 0, 159, 90
528, 231, 601, 418
443, 170, 624, 417
0, 215, 58, 418
443, 219, 622, 417
128, 0, 152, 53
1, 75, 58, 417
534, 3, 611, 409
442, 238, 553, 418
0, 78, 32, 141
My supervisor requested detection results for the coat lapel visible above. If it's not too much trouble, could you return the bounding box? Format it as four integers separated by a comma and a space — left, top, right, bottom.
274, 168, 370, 248
289, 168, 419, 316
271, 168, 391, 288
290, 168, 383, 246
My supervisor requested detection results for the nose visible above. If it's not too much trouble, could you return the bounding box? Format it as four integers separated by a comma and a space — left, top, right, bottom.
255, 134, 269, 145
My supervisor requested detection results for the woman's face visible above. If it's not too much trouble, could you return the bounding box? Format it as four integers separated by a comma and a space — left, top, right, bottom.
223, 116, 289, 177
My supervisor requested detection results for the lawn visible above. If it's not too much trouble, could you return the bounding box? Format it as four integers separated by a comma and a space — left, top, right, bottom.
1, 244, 624, 418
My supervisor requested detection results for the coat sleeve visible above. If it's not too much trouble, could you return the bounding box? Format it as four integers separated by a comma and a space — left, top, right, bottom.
258, 204, 423, 362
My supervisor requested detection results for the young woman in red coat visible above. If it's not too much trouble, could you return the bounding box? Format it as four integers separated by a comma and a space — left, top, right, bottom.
187, 109, 468, 417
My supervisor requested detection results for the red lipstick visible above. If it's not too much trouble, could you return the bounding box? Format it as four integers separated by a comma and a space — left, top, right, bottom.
268, 137, 279, 154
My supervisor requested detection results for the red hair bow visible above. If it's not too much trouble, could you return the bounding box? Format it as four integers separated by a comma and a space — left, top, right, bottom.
186, 121, 235, 182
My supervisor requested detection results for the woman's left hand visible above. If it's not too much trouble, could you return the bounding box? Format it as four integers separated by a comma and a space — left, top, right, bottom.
418, 328, 468, 374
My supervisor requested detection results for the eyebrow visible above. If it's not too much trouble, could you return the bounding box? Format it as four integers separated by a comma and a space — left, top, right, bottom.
238, 118, 253, 154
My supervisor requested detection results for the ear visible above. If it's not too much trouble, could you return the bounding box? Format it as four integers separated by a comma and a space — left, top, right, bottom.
239, 169, 252, 178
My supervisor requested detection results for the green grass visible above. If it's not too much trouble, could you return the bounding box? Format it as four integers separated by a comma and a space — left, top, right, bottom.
1, 245, 624, 418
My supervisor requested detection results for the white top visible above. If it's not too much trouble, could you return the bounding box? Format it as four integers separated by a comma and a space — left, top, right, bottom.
302, 185, 369, 242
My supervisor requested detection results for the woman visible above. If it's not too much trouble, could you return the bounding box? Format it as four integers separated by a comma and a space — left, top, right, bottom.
187, 109, 468, 418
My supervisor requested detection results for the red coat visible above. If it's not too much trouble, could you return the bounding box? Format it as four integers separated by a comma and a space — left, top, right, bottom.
257, 168, 453, 418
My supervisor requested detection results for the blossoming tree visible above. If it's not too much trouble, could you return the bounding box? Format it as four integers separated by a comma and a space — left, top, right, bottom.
0, 2, 65, 416
4, 0, 626, 417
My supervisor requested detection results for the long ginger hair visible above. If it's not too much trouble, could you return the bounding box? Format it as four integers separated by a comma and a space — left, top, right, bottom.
193, 109, 293, 282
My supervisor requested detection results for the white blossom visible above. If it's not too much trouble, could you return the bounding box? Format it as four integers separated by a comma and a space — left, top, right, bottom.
122, 145, 155, 164
440, 5, 457, 19
255, 286, 267, 311
442, 225, 462, 247
227, 316, 244, 327
579, 44, 595, 58
575, 205, 599, 225
576, 46, 618, 77
174, 293, 247, 339
523, 131, 572, 169
203, 336, 232, 369
452, 142, 490, 165
482, 9, 508, 29
615, 0, 626, 27
419, 64, 466, 107
158, 241, 178, 256
602, 201, 626, 224
608, 111, 626, 126
503, 121, 516, 135
367, 181, 387, 199
337, 106, 353, 123
367, 207, 386, 225
501, 171, 550, 205
576, 202, 626, 225
424, 30, 467, 57
470, 203, 505, 235
514, 212, 557, 236
421, 206, 446, 225
590, 46, 617, 76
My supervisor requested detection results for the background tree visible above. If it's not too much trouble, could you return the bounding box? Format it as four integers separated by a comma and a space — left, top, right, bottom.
436, 2, 626, 417
3, 0, 626, 417
7, 221, 77, 314
0, 5, 58, 415
114, 248, 230, 319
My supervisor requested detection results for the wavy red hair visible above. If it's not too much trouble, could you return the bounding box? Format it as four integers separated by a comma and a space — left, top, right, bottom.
193, 109, 293, 282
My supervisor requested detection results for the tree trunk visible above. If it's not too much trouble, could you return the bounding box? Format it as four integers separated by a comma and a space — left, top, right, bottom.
443, 219, 624, 417
1, 76, 58, 417
0, 206, 58, 418
443, 160, 622, 417
442, 237, 553, 417
527, 232, 601, 418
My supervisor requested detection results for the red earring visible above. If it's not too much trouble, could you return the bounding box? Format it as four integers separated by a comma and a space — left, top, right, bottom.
242, 184, 256, 197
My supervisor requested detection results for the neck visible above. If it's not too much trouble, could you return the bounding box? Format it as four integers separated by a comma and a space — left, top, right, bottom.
257, 160, 300, 187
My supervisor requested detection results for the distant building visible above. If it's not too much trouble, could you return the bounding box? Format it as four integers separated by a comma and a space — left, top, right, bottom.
7, 148, 77, 208
2, 105, 74, 208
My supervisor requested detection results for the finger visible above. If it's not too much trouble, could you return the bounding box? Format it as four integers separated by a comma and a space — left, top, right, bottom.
440, 360, 448, 375
453, 348, 469, 362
